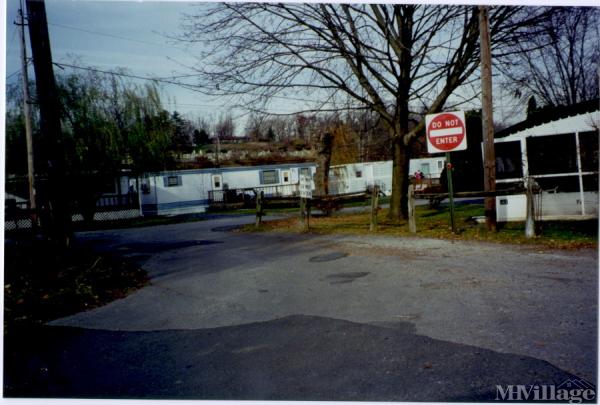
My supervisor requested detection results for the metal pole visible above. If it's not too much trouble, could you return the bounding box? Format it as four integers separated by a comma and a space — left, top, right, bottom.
446, 153, 456, 234
17, 3, 37, 226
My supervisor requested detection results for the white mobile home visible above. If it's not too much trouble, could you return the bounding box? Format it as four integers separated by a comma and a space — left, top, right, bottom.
329, 157, 446, 195
329, 160, 393, 195
139, 162, 316, 216
409, 156, 446, 181
494, 109, 599, 221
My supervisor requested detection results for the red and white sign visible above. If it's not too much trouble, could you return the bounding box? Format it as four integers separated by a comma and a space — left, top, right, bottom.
425, 111, 467, 153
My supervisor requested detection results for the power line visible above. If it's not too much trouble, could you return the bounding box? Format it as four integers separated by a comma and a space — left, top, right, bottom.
29, 21, 529, 114
51, 61, 344, 106
6, 68, 23, 80
162, 101, 227, 109
48, 22, 177, 50
53, 61, 192, 86
53, 61, 528, 114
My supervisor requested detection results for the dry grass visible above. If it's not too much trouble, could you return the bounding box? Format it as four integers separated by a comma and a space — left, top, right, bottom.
241, 203, 598, 249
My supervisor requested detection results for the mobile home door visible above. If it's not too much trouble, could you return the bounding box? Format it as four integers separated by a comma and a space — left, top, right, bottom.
211, 174, 223, 191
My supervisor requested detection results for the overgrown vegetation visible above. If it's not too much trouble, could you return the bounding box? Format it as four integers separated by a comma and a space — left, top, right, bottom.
4, 239, 149, 332
242, 203, 598, 249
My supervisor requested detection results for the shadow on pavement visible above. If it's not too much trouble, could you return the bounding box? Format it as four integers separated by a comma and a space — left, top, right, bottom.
4, 315, 584, 400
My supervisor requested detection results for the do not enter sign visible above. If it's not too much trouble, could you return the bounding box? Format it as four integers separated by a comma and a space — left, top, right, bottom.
425, 111, 467, 153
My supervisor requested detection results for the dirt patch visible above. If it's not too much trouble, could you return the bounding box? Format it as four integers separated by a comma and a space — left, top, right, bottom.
336, 242, 423, 260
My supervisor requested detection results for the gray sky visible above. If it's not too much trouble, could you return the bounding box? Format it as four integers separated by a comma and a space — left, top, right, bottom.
4, 0, 599, 133
5, 0, 250, 124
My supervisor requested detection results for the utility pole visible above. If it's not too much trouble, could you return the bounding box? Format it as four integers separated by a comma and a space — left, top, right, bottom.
17, 2, 37, 226
215, 133, 221, 167
479, 5, 497, 231
26, 0, 71, 245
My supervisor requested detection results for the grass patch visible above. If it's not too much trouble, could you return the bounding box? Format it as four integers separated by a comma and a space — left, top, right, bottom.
242, 203, 598, 249
4, 237, 149, 332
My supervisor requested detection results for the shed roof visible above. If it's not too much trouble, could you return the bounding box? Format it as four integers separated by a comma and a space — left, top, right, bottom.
495, 110, 599, 142
495, 98, 599, 138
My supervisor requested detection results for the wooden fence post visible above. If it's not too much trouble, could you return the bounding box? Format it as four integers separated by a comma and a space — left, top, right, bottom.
300, 197, 306, 228
370, 185, 379, 232
306, 198, 311, 231
408, 184, 417, 233
525, 178, 535, 238
255, 191, 264, 228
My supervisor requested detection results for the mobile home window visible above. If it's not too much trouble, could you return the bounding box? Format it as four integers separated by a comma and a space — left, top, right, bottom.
261, 170, 279, 185
535, 176, 580, 193
164, 176, 182, 187
300, 167, 311, 178
355, 171, 362, 178
527, 134, 577, 175
495, 141, 523, 179
583, 174, 599, 191
283, 171, 290, 183
578, 131, 598, 172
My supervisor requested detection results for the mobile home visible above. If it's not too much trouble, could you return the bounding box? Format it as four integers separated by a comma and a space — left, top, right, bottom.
329, 157, 446, 195
329, 160, 393, 195
494, 109, 599, 221
139, 162, 316, 216
409, 156, 446, 181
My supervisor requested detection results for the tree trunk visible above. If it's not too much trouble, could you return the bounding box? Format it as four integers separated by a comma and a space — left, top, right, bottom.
388, 136, 410, 221
314, 131, 333, 196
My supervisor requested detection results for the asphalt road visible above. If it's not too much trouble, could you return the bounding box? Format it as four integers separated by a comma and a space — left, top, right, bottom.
5, 214, 598, 400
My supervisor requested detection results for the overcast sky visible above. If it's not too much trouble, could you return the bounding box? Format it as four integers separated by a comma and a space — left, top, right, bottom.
5, 0, 248, 124
3, 0, 599, 133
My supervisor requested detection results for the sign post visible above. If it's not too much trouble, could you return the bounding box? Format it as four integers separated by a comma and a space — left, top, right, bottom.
426, 111, 467, 234
299, 174, 312, 230
445, 155, 456, 233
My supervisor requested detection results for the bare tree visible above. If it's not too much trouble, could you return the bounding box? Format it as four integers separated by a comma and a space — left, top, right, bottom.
498, 7, 600, 107
214, 113, 235, 140
179, 4, 547, 220
195, 116, 213, 136
244, 112, 266, 141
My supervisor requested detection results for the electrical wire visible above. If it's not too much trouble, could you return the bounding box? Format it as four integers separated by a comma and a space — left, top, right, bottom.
48, 22, 181, 50
51, 61, 352, 107
6, 68, 23, 81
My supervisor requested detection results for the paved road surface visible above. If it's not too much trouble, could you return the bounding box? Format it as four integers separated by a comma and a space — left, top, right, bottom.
5, 214, 597, 399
